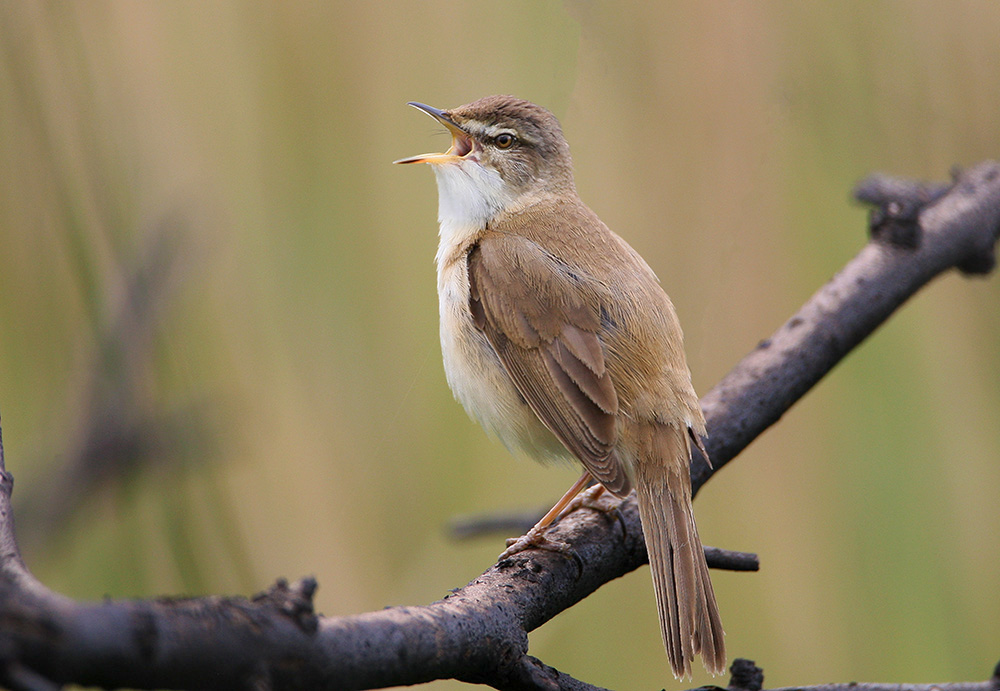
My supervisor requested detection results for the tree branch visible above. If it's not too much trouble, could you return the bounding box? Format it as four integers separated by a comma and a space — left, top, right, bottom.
691, 162, 1000, 490
0, 162, 998, 689
728, 658, 1000, 691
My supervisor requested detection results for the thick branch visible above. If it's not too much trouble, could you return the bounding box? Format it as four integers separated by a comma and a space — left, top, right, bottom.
0, 163, 998, 690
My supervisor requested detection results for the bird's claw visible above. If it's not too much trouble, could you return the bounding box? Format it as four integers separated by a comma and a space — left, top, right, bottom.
498, 529, 584, 576
499, 529, 566, 559
565, 483, 615, 513
565, 484, 628, 540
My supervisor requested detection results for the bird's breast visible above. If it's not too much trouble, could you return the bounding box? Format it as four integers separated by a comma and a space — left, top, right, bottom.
436, 241, 570, 464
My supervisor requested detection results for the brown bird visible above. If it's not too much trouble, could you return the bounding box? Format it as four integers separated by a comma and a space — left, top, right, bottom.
396, 95, 725, 678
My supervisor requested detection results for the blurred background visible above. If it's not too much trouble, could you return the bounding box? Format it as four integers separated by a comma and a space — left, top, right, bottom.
1, 2, 999, 689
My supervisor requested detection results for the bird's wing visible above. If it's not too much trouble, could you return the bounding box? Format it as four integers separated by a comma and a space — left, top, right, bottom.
467, 233, 630, 495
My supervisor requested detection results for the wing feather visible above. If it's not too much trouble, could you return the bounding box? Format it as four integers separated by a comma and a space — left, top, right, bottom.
467, 234, 630, 495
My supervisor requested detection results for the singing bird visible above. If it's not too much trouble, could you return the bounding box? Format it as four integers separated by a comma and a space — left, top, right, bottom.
396, 95, 724, 678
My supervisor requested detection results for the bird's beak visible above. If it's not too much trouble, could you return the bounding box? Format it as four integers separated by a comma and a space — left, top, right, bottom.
394, 102, 474, 165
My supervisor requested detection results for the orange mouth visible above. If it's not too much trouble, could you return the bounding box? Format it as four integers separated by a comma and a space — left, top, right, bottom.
394, 102, 474, 165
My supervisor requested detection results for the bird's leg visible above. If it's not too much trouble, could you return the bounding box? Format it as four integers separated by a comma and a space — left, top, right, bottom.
498, 471, 593, 561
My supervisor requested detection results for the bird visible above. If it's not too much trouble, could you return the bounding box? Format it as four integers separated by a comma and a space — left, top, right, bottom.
395, 95, 725, 678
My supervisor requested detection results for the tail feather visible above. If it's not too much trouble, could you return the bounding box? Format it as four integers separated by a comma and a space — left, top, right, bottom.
635, 423, 725, 679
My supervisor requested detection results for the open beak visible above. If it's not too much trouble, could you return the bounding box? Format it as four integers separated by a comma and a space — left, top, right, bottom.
394, 102, 474, 165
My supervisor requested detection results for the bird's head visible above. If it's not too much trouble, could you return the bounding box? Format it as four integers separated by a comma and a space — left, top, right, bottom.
396, 95, 575, 228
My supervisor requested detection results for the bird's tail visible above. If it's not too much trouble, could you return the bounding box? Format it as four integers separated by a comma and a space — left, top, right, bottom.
634, 422, 725, 679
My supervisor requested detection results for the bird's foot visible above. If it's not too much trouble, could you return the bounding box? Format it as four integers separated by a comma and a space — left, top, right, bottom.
564, 484, 628, 540
564, 483, 614, 513
498, 527, 584, 575
499, 526, 569, 560
563, 485, 628, 539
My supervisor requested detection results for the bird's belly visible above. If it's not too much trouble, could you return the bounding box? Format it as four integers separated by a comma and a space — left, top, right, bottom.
437, 259, 570, 464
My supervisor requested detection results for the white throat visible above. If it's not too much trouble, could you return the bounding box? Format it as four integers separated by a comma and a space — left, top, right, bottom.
432, 159, 511, 261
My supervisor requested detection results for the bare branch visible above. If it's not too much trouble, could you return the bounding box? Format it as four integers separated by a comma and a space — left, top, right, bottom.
769, 684, 995, 691
0, 417, 70, 607
728, 658, 1000, 691
0, 162, 998, 689
691, 161, 1000, 491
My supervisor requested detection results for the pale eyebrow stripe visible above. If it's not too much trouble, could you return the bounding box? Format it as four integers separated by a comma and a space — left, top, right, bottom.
481, 124, 517, 138
466, 121, 539, 146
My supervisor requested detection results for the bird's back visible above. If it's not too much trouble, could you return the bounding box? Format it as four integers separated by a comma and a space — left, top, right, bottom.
489, 194, 706, 435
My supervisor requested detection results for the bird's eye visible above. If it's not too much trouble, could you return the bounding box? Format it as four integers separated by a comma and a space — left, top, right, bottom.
494, 133, 515, 149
